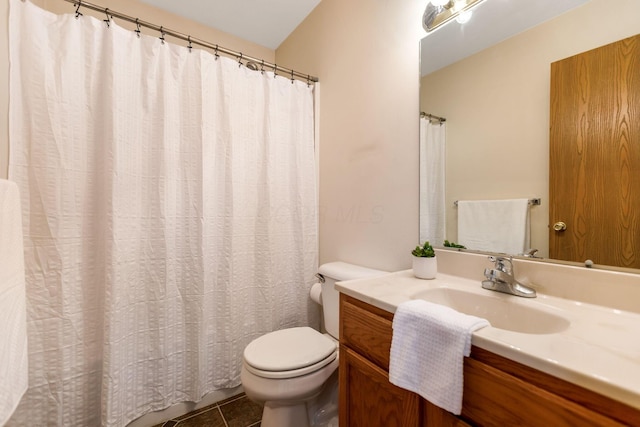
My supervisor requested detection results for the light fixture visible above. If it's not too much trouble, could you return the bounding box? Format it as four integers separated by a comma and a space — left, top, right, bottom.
456, 9, 473, 24
450, 0, 464, 13
423, 0, 486, 33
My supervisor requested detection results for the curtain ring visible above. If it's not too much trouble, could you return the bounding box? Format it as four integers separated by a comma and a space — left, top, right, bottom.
187, 36, 192, 52
214, 44, 219, 60
307, 75, 311, 88
103, 8, 111, 28
290, 69, 295, 84
159, 26, 165, 44
135, 18, 141, 38
274, 64, 278, 78
74, 0, 83, 19
238, 53, 243, 68
260, 60, 265, 75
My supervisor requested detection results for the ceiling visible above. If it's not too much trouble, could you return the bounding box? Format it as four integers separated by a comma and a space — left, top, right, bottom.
138, 0, 322, 50
420, 0, 591, 76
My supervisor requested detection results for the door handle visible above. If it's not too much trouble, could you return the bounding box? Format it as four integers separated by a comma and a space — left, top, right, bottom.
553, 221, 567, 232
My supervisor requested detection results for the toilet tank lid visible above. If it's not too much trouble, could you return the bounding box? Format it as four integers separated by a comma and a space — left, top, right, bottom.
318, 262, 387, 281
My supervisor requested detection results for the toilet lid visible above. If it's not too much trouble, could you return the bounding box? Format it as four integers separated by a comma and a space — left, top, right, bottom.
244, 327, 337, 372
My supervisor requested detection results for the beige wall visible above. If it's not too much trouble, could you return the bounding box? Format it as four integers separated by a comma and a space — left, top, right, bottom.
0, 0, 274, 180
277, 0, 423, 271
0, 2, 7, 180
420, 0, 640, 258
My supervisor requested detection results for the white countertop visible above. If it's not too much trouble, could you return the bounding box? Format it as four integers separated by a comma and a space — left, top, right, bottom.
335, 269, 640, 410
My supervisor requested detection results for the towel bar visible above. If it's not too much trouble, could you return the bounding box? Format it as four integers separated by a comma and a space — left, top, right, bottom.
454, 198, 541, 207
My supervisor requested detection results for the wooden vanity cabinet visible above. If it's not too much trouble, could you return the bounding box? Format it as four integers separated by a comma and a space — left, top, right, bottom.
339, 294, 640, 427
339, 293, 420, 426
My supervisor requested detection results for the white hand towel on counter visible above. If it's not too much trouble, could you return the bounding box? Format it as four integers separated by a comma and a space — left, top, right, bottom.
457, 198, 530, 255
0, 180, 28, 426
389, 299, 489, 415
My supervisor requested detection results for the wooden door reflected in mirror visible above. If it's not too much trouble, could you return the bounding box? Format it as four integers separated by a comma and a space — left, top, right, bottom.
549, 34, 640, 269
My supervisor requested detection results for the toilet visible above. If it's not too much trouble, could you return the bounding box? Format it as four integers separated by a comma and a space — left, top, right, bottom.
241, 262, 386, 427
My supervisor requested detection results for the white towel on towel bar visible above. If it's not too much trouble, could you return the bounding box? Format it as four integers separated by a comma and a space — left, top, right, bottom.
0, 180, 28, 426
457, 198, 530, 255
389, 300, 489, 415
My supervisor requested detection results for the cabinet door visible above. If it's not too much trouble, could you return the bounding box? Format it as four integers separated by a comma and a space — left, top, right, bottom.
339, 345, 420, 427
423, 401, 472, 427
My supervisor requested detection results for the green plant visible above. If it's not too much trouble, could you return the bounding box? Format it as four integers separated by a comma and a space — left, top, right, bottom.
443, 240, 466, 249
412, 241, 435, 258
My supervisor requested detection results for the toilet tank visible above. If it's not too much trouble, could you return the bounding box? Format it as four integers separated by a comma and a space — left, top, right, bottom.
317, 262, 387, 339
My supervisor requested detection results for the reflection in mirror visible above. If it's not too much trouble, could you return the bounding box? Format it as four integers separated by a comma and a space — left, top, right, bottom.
419, 0, 640, 271
422, 0, 486, 34
419, 113, 446, 247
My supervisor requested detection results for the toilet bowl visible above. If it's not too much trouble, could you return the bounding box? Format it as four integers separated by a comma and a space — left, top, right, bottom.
241, 327, 339, 427
241, 262, 386, 427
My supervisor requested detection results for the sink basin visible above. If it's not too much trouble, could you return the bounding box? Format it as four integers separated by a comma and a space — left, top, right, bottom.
411, 287, 570, 334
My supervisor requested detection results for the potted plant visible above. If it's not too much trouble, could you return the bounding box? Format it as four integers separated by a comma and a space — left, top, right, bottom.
443, 240, 466, 249
411, 241, 437, 279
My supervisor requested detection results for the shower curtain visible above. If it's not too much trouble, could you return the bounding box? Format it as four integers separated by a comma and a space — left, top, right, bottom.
8, 1, 318, 426
419, 117, 446, 246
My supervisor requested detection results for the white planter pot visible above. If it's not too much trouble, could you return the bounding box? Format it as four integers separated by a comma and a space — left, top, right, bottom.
413, 256, 437, 279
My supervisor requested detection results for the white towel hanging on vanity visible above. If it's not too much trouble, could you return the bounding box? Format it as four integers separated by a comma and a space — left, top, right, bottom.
389, 299, 489, 415
457, 198, 530, 255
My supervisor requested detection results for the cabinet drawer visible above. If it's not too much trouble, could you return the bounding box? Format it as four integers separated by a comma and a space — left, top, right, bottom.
340, 294, 394, 370
462, 357, 627, 427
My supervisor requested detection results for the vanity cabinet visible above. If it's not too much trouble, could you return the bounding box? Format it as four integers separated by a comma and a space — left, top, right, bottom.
339, 293, 420, 426
338, 294, 640, 427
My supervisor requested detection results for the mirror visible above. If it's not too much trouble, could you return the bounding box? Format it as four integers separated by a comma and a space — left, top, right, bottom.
419, 0, 640, 271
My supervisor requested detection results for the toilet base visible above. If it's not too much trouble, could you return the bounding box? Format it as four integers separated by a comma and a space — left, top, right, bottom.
258, 369, 339, 427
242, 350, 340, 427
262, 402, 311, 427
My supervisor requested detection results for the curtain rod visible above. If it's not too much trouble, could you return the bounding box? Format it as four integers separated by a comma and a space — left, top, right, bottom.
421, 112, 446, 123
60, 0, 319, 83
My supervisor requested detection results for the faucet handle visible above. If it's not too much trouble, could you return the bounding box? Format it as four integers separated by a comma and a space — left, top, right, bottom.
488, 255, 513, 274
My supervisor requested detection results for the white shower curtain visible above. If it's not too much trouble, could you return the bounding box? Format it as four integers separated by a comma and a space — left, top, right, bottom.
8, 1, 318, 426
419, 117, 446, 246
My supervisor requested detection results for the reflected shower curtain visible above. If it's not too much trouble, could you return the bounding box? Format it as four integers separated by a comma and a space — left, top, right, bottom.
8, 1, 318, 426
419, 117, 446, 245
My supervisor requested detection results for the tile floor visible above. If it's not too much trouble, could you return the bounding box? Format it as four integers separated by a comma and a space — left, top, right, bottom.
153, 393, 263, 427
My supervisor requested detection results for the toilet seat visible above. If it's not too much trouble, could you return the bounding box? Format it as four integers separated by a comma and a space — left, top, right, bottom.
244, 327, 338, 379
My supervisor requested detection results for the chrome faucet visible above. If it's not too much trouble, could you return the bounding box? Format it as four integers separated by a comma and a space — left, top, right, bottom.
482, 256, 536, 298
